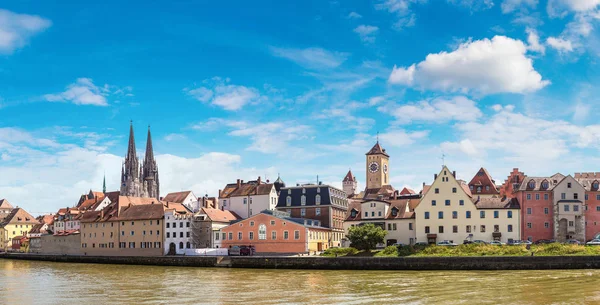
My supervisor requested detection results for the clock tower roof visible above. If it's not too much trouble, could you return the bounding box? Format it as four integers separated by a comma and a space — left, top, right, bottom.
366, 142, 389, 157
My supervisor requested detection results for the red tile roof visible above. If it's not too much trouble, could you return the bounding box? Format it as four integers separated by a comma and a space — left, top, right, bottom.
365, 142, 389, 157
0, 208, 38, 226
468, 167, 500, 195
343, 170, 356, 182
0, 199, 14, 209
200, 208, 240, 222
162, 191, 194, 203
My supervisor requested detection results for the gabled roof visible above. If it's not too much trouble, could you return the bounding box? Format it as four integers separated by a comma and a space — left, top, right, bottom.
468, 167, 500, 195
363, 185, 396, 200
199, 208, 240, 222
220, 180, 274, 198
163, 191, 195, 203
518, 173, 565, 191
574, 173, 600, 191
473, 197, 520, 209
343, 170, 356, 182
365, 142, 389, 157
0, 208, 38, 227
344, 198, 417, 221
164, 202, 192, 214
399, 187, 415, 195
0, 199, 14, 209
116, 203, 164, 221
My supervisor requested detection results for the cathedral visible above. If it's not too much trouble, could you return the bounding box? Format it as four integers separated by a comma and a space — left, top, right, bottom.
120, 122, 160, 199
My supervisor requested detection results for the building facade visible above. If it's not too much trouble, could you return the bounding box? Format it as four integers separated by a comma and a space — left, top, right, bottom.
120, 123, 160, 199
164, 204, 193, 255
342, 170, 357, 198
468, 167, 500, 198
218, 177, 278, 219
191, 208, 239, 249
0, 208, 38, 251
220, 210, 331, 254
515, 173, 563, 242
163, 191, 198, 213
575, 173, 600, 240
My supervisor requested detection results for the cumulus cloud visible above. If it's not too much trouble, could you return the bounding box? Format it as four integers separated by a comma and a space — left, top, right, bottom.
44, 78, 109, 106
381, 96, 483, 124
548, 0, 600, 15
185, 77, 263, 111
347, 12, 363, 19
0, 9, 51, 54
526, 28, 546, 54
270, 46, 349, 69
375, 0, 423, 30
447, 0, 495, 11
547, 36, 575, 52
501, 0, 538, 13
388, 36, 550, 95
354, 25, 379, 43
379, 129, 430, 147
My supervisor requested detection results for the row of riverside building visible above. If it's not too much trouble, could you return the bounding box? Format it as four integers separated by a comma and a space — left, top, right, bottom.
2, 124, 600, 255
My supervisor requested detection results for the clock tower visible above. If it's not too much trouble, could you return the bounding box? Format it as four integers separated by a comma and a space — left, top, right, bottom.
365, 141, 389, 189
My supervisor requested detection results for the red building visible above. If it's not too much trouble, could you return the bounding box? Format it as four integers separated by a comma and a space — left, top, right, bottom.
515, 174, 563, 242
468, 167, 500, 197
220, 210, 331, 254
499, 168, 525, 198
575, 173, 600, 240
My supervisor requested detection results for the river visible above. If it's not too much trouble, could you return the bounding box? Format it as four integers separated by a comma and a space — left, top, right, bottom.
1, 259, 599, 304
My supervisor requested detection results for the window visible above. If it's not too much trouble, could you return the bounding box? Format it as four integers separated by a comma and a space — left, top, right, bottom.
249, 232, 254, 240
480, 211, 485, 218
228, 232, 233, 240
392, 223, 397, 230
494, 225, 499, 232
452, 225, 458, 233
470, 185, 474, 190
409, 223, 413, 230
438, 226, 444, 233
186, 242, 190, 249
364, 211, 368, 217
528, 181, 535, 188
527, 223, 532, 229
186, 222, 190, 228
535, 194, 540, 200
258, 224, 266, 240
130, 231, 134, 236
480, 225, 486, 233
507, 225, 513, 232
435, 188, 439, 194
452, 187, 457, 193
301, 195, 306, 206
377, 211, 382, 217
477, 187, 481, 193
494, 211, 499, 218
544, 207, 549, 214
425, 226, 430, 234
574, 193, 579, 200
527, 194, 531, 200
316, 208, 321, 216
186, 232, 190, 238
561, 193, 566, 200
466, 225, 471, 233
172, 222, 176, 228
459, 200, 464, 206
597, 206, 600, 212
250, 221, 255, 227
121, 231, 124, 236
215, 232, 220, 240
569, 221, 574, 227
179, 222, 183, 228
294, 230, 300, 240
452, 211, 457, 219
438, 211, 444, 219
597, 195, 600, 201
243, 198, 247, 205
544, 194, 549, 200
388, 223, 392, 230
586, 194, 589, 200
166, 223, 170, 228
432, 200, 436, 206
166, 232, 170, 238
238, 232, 242, 240
574, 205, 579, 212
286, 196, 291, 206
564, 205, 570, 212
544, 222, 549, 228
466, 211, 471, 219
445, 200, 450, 206
315, 194, 321, 205
284, 231, 289, 240
527, 208, 532, 214
486, 186, 490, 191
424, 212, 430, 219
272, 231, 277, 240
568, 182, 572, 188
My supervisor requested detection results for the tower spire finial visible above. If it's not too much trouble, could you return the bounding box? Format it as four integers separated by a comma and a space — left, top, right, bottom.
103, 171, 106, 194
376, 131, 379, 143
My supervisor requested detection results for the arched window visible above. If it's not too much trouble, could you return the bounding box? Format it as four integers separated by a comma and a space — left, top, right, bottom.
302, 188, 306, 194
315, 194, 321, 205
179, 242, 183, 249
186, 242, 190, 249
259, 224, 267, 240
301, 195, 306, 206
594, 181, 599, 189
541, 181, 549, 189
528, 180, 536, 189
485, 186, 490, 191
286, 196, 291, 206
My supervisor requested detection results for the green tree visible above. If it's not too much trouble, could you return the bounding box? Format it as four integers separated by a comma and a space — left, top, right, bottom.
347, 224, 387, 252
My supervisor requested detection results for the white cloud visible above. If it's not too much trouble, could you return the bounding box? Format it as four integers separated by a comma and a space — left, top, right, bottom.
0, 9, 51, 54
354, 25, 379, 43
44, 78, 109, 106
393, 14, 417, 30
270, 46, 349, 69
501, 0, 538, 13
382, 96, 483, 124
185, 77, 262, 111
375, 0, 424, 30
347, 12, 363, 18
573, 102, 590, 121
448, 0, 495, 11
526, 28, 546, 54
315, 102, 375, 132
548, 0, 600, 14
388, 36, 550, 95
441, 104, 600, 162
547, 36, 575, 52
379, 129, 429, 147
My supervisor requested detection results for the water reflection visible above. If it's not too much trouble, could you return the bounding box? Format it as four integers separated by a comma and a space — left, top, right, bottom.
0, 259, 599, 304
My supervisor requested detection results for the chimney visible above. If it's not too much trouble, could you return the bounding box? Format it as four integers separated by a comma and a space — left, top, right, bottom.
434, 174, 438, 180
237, 179, 241, 187
101, 209, 104, 219
453, 171, 456, 178
159, 196, 163, 200
218, 189, 222, 197
257, 176, 262, 184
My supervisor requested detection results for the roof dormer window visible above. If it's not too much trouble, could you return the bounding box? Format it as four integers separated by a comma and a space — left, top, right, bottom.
528, 181, 536, 189
286, 196, 291, 206
391, 208, 398, 217
541, 181, 549, 189
593, 181, 599, 189
350, 209, 357, 218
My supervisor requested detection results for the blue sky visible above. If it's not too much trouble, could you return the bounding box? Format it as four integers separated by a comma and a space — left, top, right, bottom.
2, 0, 600, 214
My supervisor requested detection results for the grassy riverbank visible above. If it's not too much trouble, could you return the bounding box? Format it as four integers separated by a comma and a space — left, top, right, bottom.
322, 243, 600, 257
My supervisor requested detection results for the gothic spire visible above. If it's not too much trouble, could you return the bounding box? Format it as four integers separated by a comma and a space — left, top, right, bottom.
103, 172, 106, 194
145, 125, 154, 164
126, 120, 136, 160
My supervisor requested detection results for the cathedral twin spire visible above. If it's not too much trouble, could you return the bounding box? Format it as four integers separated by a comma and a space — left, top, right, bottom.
120, 121, 160, 199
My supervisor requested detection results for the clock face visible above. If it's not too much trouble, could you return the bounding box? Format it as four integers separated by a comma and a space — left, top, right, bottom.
369, 162, 379, 173
383, 164, 388, 174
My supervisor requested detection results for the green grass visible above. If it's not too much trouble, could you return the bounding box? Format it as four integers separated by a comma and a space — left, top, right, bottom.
322, 244, 600, 258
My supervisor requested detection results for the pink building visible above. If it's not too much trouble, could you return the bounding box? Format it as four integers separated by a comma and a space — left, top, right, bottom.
575, 173, 600, 241
515, 174, 563, 242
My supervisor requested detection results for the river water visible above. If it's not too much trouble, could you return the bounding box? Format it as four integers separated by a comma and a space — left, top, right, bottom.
1, 259, 599, 304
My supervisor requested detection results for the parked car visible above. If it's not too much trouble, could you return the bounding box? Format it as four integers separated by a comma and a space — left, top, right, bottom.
239, 246, 252, 256
414, 242, 429, 246
489, 241, 505, 245
566, 239, 581, 245
463, 240, 487, 245
586, 239, 600, 245
228, 246, 241, 256
437, 240, 458, 246
392, 243, 406, 247
534, 239, 555, 244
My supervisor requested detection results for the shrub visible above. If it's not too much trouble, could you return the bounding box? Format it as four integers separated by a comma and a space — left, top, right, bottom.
375, 246, 399, 257
346, 224, 387, 251
321, 247, 359, 257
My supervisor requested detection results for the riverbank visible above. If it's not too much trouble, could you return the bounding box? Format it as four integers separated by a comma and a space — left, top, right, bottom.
3, 252, 600, 270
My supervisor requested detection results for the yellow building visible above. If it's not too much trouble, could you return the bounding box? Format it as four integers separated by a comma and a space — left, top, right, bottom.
0, 207, 39, 251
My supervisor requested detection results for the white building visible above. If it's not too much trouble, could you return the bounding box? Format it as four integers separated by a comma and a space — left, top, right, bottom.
163, 204, 193, 255
415, 166, 521, 244
163, 191, 199, 212
219, 177, 278, 219
193, 208, 240, 248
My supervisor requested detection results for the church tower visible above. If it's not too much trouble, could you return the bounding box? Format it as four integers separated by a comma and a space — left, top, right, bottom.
365, 141, 389, 190
342, 169, 357, 197
120, 122, 159, 199
141, 126, 160, 199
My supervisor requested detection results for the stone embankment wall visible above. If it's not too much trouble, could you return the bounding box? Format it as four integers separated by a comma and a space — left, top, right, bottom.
3, 253, 600, 270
